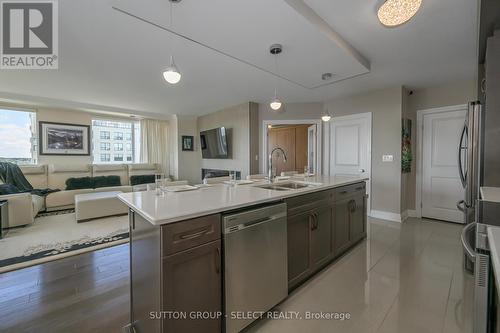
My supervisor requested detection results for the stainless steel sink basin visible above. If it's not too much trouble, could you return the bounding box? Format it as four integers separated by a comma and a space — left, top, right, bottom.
255, 182, 310, 191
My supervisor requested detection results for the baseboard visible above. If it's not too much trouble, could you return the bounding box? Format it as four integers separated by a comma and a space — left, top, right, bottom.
369, 210, 402, 223
407, 209, 417, 218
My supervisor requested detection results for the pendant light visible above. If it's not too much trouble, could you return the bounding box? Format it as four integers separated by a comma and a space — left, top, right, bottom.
269, 44, 283, 112
163, 0, 182, 84
377, 0, 422, 27
321, 113, 332, 122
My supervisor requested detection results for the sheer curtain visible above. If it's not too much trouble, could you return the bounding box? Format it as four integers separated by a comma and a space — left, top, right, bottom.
140, 119, 170, 176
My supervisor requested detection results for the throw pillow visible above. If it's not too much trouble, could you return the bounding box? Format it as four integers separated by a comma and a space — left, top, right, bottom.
0, 183, 20, 195
130, 174, 155, 186
66, 177, 93, 190
93, 175, 121, 188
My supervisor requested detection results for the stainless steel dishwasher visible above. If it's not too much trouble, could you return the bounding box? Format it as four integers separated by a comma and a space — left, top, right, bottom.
223, 202, 288, 333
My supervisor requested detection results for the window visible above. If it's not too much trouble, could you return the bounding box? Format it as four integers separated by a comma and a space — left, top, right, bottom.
92, 119, 140, 164
0, 108, 37, 165
100, 131, 110, 140
100, 142, 110, 151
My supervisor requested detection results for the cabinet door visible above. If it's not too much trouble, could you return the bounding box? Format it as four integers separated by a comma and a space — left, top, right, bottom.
350, 194, 366, 243
162, 240, 221, 333
333, 199, 350, 257
287, 211, 312, 289
310, 206, 332, 270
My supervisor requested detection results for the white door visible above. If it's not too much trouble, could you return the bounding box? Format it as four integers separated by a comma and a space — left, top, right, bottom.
330, 113, 371, 211
307, 124, 317, 173
422, 108, 466, 223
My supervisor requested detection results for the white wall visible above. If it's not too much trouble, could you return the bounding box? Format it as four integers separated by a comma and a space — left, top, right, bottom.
197, 102, 253, 179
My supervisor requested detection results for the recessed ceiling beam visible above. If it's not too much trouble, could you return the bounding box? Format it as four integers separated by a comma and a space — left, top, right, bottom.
284, 0, 371, 71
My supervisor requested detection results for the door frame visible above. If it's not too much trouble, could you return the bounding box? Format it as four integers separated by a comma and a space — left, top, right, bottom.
328, 112, 372, 213
415, 104, 467, 218
262, 119, 322, 176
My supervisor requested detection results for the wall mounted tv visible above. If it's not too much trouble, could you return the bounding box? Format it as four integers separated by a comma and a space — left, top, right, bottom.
200, 127, 230, 159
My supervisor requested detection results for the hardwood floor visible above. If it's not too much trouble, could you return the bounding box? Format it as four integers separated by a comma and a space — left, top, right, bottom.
0, 244, 130, 333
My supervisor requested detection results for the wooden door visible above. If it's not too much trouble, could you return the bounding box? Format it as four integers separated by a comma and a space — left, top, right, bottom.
422, 108, 466, 223
162, 240, 222, 333
333, 199, 350, 256
310, 205, 332, 270
268, 127, 295, 175
287, 211, 312, 289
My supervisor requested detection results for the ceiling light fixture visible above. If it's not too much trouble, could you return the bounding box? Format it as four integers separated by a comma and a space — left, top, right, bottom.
269, 44, 283, 112
321, 112, 332, 122
163, 0, 182, 84
377, 0, 422, 27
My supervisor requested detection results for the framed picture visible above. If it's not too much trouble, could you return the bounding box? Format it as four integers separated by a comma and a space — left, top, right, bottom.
39, 121, 90, 156
182, 135, 194, 151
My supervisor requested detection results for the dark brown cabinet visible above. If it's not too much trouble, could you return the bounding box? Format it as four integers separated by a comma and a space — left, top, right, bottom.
162, 240, 221, 333
286, 182, 367, 291
129, 212, 222, 333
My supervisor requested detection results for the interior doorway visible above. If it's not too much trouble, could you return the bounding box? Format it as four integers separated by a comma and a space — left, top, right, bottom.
262, 119, 322, 177
329, 112, 372, 213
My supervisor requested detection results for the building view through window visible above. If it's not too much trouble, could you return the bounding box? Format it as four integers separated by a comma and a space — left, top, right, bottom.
92, 119, 140, 164
0, 108, 37, 165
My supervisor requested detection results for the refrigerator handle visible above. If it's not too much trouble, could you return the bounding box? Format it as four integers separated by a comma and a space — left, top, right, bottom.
458, 123, 467, 188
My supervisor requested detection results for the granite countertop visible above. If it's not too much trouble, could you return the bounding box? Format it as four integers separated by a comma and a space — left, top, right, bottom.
118, 175, 368, 225
481, 187, 500, 203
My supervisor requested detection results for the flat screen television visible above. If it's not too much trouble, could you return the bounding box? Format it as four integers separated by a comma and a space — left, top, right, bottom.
200, 127, 229, 159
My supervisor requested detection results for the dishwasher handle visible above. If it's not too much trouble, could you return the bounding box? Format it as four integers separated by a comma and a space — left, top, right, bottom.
461, 222, 476, 263
223, 212, 286, 234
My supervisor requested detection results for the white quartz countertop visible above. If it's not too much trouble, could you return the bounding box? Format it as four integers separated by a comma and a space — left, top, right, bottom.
481, 187, 500, 203
488, 226, 500, 295
118, 175, 367, 225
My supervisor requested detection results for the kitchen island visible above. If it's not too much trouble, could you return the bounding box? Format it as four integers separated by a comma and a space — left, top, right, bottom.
119, 175, 368, 333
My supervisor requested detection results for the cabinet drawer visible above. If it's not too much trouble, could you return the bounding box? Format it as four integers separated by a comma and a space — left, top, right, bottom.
286, 190, 332, 217
162, 214, 221, 256
333, 182, 365, 201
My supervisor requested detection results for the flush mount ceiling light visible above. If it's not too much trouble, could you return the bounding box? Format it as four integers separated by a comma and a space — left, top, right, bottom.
269, 44, 283, 112
163, 0, 182, 84
377, 0, 422, 27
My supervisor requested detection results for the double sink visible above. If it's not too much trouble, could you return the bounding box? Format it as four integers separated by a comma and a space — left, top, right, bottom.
255, 181, 319, 191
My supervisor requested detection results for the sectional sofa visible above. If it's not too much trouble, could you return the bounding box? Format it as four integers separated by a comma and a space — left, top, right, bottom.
0, 163, 160, 228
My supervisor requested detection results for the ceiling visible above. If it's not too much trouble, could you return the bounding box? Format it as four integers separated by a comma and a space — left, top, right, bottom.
0, 0, 478, 116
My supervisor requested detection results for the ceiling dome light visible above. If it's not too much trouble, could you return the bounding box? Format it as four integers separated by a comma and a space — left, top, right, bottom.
321, 114, 332, 122
377, 0, 422, 27
270, 98, 282, 111
163, 55, 181, 84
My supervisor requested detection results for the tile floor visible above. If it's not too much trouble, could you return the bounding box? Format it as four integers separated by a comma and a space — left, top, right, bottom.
247, 217, 474, 333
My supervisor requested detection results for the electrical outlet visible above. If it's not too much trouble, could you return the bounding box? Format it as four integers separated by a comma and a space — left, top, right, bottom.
382, 155, 394, 162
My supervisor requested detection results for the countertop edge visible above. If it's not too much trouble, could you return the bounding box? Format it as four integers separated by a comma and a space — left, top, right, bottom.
487, 226, 500, 297
118, 178, 367, 226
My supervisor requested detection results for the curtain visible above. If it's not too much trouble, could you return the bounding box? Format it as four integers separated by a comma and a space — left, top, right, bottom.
140, 119, 170, 176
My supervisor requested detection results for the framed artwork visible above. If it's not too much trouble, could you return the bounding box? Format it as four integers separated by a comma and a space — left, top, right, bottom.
401, 118, 412, 173
182, 135, 194, 151
39, 121, 90, 156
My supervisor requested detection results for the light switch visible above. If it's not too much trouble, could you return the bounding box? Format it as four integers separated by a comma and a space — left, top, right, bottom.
382, 155, 394, 162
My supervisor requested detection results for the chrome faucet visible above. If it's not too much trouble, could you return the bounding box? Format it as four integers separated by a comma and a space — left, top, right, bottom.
268, 147, 287, 182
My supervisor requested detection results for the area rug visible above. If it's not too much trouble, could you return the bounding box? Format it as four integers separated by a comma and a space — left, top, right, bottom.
0, 212, 129, 273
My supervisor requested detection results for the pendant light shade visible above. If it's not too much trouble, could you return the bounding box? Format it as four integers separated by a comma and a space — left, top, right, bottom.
377, 0, 422, 27
270, 97, 282, 111
321, 114, 332, 122
163, 55, 181, 84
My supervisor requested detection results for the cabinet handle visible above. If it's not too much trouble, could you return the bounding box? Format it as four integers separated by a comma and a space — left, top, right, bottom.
215, 247, 220, 274
340, 190, 348, 194
180, 228, 209, 240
